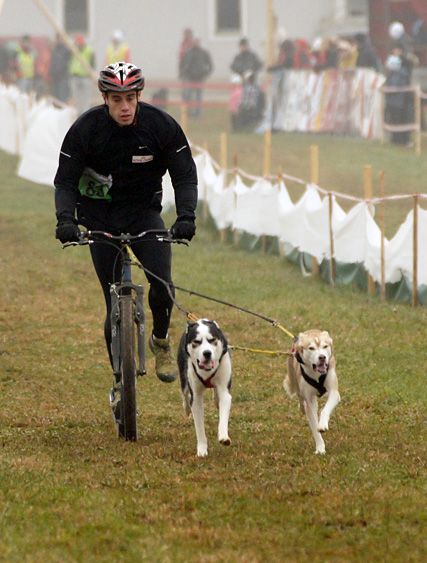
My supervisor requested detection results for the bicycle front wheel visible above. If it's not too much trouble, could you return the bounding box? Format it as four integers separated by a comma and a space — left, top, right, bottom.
120, 294, 138, 441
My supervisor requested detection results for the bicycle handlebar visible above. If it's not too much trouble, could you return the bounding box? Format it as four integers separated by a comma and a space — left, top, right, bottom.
62, 229, 189, 248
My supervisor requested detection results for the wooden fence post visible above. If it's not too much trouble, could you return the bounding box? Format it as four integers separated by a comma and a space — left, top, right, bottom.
310, 145, 319, 185
380, 89, 385, 145
180, 104, 188, 135
219, 132, 228, 243
220, 132, 228, 171
263, 129, 272, 177
232, 152, 240, 246
328, 192, 336, 285
277, 167, 286, 258
266, 0, 275, 67
364, 165, 376, 296
179, 103, 188, 135
415, 86, 422, 156
379, 170, 386, 301
310, 145, 320, 275
412, 195, 418, 307
261, 129, 272, 252
202, 141, 209, 223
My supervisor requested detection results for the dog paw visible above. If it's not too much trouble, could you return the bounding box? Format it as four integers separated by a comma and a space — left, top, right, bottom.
315, 446, 326, 455
219, 437, 231, 446
318, 421, 329, 433
197, 447, 208, 457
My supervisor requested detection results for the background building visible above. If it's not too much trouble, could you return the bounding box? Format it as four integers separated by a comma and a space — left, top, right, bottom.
0, 0, 370, 81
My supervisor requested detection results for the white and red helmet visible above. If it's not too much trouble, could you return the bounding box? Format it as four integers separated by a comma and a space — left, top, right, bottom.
98, 62, 145, 93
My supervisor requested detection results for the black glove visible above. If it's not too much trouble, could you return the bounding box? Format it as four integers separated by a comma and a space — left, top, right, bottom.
55, 220, 81, 244
170, 218, 196, 241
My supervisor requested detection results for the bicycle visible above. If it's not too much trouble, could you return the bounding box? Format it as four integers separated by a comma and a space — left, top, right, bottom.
64, 229, 186, 441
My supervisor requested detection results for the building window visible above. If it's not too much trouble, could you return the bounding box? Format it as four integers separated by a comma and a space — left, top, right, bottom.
64, 0, 88, 33
215, 0, 241, 33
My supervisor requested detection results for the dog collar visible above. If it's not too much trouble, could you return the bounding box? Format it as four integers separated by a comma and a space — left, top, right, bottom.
300, 365, 327, 397
192, 362, 219, 388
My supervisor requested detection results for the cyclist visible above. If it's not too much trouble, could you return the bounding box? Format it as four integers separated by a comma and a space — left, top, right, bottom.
54, 61, 197, 383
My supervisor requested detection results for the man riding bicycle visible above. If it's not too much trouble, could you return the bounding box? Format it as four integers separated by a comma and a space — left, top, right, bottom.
54, 61, 198, 383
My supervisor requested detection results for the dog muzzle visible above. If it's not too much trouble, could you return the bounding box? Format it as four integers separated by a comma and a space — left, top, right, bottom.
197, 358, 216, 371
313, 359, 328, 375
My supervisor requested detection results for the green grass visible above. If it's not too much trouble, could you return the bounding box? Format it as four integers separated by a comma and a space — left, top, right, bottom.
0, 139, 426, 563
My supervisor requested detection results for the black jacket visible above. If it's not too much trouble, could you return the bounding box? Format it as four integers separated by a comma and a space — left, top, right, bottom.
230, 50, 262, 77
179, 46, 213, 81
54, 102, 198, 228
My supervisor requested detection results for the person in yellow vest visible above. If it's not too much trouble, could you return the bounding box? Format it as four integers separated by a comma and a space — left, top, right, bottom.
337, 39, 358, 70
105, 30, 131, 65
16, 35, 35, 93
69, 34, 95, 115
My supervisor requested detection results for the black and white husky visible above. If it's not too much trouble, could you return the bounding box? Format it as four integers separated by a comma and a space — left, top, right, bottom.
177, 319, 232, 457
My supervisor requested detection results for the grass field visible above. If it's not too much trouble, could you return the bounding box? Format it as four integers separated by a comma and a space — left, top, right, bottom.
0, 132, 426, 563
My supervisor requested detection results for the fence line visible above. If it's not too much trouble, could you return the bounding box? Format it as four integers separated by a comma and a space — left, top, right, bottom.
191, 141, 427, 205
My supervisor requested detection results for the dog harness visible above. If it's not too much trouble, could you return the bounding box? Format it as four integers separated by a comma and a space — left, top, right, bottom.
295, 351, 328, 397
192, 363, 218, 389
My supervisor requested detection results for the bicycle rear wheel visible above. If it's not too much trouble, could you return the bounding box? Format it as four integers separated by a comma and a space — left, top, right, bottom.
119, 294, 138, 441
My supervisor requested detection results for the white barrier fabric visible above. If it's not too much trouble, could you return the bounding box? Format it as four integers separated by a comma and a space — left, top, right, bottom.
195, 153, 426, 289
263, 68, 385, 140
1, 84, 425, 293
0, 84, 31, 154
18, 102, 76, 185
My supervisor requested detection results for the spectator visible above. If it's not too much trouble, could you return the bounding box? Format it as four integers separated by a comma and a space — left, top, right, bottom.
69, 34, 95, 115
337, 39, 358, 69
323, 38, 339, 69
388, 21, 412, 54
310, 37, 328, 71
178, 28, 194, 76
105, 30, 131, 65
229, 73, 243, 130
384, 46, 413, 145
49, 33, 71, 103
179, 38, 213, 118
16, 35, 35, 93
293, 39, 311, 69
232, 70, 265, 132
267, 39, 294, 71
230, 38, 262, 80
412, 18, 427, 45
355, 33, 380, 71
0, 42, 8, 82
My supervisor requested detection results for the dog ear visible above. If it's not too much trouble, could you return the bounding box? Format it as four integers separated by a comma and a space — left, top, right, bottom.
321, 331, 333, 348
185, 321, 198, 333
221, 332, 228, 353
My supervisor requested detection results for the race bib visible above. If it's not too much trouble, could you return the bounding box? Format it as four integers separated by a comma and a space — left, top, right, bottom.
78, 167, 113, 201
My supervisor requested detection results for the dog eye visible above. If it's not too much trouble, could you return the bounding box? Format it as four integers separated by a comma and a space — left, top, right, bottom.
207, 338, 217, 344
322, 345, 329, 349
309, 346, 315, 351
192, 340, 202, 347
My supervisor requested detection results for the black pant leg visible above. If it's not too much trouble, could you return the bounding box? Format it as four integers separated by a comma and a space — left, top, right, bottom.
129, 213, 174, 339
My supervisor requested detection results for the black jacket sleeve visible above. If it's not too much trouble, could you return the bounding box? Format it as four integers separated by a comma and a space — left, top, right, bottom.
162, 120, 198, 220
54, 122, 87, 223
